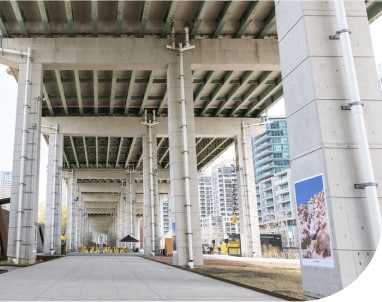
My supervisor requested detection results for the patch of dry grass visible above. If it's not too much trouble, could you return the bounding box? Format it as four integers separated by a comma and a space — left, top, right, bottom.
194, 262, 304, 301
147, 255, 305, 301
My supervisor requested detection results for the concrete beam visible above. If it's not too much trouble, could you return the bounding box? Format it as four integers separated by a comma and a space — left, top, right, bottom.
84, 203, 117, 209
85, 209, 115, 214
80, 193, 119, 202
0, 38, 279, 71
77, 183, 123, 193
74, 169, 127, 180
42, 117, 262, 137
71, 168, 169, 180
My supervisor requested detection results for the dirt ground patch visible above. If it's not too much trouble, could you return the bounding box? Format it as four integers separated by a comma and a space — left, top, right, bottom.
147, 256, 305, 301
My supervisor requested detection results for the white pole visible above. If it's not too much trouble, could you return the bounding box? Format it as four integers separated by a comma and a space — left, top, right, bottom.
166, 26, 195, 268
50, 124, 59, 255
14, 47, 31, 264
129, 171, 134, 249
333, 0, 381, 249
179, 41, 195, 269
142, 111, 158, 255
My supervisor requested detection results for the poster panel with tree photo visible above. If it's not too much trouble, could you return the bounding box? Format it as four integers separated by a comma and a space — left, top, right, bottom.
294, 174, 333, 267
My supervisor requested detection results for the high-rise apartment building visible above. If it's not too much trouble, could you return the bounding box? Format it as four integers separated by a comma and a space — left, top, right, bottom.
198, 176, 213, 219
0, 171, 11, 211
252, 119, 290, 183
252, 120, 298, 249
211, 165, 238, 238
161, 195, 170, 234
256, 169, 298, 248
198, 165, 239, 245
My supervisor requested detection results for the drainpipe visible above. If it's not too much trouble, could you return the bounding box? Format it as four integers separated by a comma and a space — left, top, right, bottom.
51, 124, 58, 255
166, 26, 195, 268
126, 167, 135, 250
129, 171, 134, 249
331, 0, 381, 249
12, 47, 32, 264
142, 110, 158, 256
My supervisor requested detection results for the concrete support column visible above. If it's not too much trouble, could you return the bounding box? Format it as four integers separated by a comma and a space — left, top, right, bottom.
167, 63, 203, 267
79, 204, 85, 247
126, 172, 137, 249
142, 121, 159, 255
131, 179, 138, 249
43, 130, 64, 255
115, 194, 120, 246
70, 178, 77, 251
76, 196, 83, 248
275, 0, 382, 298
235, 130, 262, 258
122, 182, 128, 246
65, 176, 72, 251
73, 191, 80, 250
7, 62, 43, 265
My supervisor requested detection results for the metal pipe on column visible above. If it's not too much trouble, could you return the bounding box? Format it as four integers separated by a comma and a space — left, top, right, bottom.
0, 46, 31, 264
48, 124, 59, 255
142, 110, 158, 255
166, 26, 195, 268
126, 168, 135, 249
14, 47, 32, 264
332, 0, 381, 248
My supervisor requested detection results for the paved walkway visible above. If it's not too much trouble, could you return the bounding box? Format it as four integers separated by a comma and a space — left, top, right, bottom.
0, 255, 284, 301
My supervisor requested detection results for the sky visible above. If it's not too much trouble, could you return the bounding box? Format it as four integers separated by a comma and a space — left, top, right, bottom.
0, 15, 382, 198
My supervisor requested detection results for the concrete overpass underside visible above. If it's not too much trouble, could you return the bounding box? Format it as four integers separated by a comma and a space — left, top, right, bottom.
1, 1, 382, 299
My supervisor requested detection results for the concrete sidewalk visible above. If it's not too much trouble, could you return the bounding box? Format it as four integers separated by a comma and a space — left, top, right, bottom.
0, 255, 284, 301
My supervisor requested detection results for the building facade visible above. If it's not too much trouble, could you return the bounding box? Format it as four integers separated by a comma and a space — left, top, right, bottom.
252, 120, 298, 249
0, 171, 11, 211
198, 165, 239, 246
0, 171, 11, 199
256, 169, 298, 248
252, 119, 290, 183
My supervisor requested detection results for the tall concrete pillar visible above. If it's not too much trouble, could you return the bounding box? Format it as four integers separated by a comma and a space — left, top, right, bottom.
79, 204, 85, 247
7, 62, 43, 265
167, 63, 203, 267
122, 182, 128, 246
43, 130, 64, 255
142, 121, 159, 255
64, 175, 72, 251
69, 178, 77, 251
235, 129, 262, 258
126, 172, 137, 249
76, 196, 82, 248
275, 0, 382, 298
73, 190, 80, 250
115, 191, 121, 246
